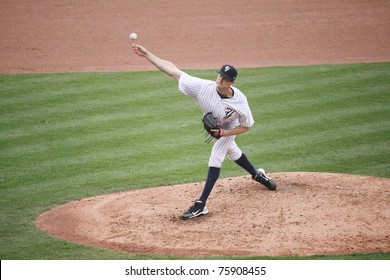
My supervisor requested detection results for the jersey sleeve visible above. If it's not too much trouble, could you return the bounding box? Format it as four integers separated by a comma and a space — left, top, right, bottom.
178, 72, 210, 97
238, 93, 255, 128
239, 111, 255, 128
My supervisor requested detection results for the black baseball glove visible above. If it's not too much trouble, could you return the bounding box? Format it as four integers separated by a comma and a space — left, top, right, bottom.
202, 112, 223, 142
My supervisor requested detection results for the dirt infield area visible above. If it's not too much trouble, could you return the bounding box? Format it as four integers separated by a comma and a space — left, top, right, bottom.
2, 0, 389, 256
1, 0, 390, 73
37, 173, 390, 257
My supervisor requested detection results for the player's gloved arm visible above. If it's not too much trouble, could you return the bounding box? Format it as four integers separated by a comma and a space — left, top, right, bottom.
211, 125, 250, 137
132, 44, 182, 81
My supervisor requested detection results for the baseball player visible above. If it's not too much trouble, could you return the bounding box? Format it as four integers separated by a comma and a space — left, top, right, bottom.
132, 43, 276, 220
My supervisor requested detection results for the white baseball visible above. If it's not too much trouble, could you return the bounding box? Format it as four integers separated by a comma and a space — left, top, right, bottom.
129, 33, 138, 40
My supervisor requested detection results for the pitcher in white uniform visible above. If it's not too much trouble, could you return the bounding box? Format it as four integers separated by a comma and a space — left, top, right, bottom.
132, 44, 276, 220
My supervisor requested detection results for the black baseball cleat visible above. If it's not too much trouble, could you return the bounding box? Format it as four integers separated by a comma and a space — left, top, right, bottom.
181, 200, 209, 220
253, 168, 277, 191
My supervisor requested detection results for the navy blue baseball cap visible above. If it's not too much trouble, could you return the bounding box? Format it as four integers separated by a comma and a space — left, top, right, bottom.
217, 64, 237, 81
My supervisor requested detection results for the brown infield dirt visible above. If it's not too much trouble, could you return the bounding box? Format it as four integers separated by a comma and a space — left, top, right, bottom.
2, 0, 390, 257
36, 173, 390, 257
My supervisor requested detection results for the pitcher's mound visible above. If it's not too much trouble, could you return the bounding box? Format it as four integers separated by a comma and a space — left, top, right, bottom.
36, 172, 390, 257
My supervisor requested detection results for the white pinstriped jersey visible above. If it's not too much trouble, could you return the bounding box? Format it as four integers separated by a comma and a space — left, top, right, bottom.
178, 72, 254, 130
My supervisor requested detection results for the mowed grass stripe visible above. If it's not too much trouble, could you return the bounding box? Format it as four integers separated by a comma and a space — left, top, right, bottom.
233, 63, 390, 176
0, 93, 192, 141
239, 121, 389, 176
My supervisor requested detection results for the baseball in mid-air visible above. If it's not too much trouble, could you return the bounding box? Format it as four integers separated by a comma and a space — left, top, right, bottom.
129, 33, 138, 40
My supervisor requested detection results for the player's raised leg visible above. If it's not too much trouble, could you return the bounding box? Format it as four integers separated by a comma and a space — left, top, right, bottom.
232, 151, 277, 191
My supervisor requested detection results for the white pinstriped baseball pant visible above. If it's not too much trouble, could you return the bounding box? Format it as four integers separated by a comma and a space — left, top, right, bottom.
208, 135, 243, 168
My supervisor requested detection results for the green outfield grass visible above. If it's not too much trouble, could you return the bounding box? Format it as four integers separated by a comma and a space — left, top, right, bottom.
1, 62, 389, 259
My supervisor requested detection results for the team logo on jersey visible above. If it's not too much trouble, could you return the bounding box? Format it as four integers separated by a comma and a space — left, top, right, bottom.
223, 106, 236, 120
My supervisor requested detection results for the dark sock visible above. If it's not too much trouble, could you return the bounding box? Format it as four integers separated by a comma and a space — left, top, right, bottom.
199, 167, 220, 203
235, 153, 257, 176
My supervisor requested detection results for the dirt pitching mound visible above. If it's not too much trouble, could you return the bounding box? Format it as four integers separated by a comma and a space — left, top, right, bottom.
36, 172, 390, 257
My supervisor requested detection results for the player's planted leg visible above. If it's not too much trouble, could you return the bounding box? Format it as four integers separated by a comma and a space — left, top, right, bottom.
181, 167, 220, 220
181, 200, 209, 220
